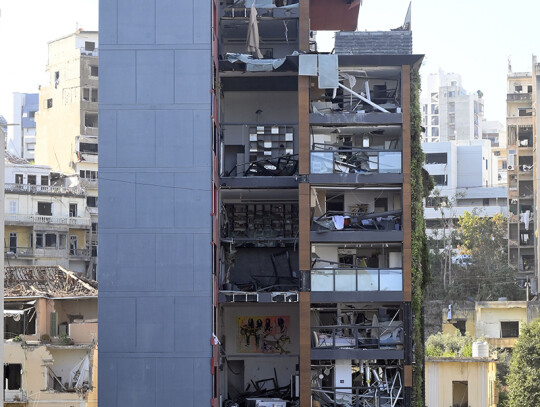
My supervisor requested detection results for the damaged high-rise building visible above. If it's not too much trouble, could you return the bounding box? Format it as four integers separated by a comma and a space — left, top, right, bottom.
506, 56, 540, 294
98, 1, 425, 406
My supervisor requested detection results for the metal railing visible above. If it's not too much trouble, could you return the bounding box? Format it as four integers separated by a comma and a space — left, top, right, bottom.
311, 268, 403, 292
4, 214, 91, 227
312, 383, 403, 407
5, 183, 86, 196
311, 149, 401, 174
312, 324, 403, 350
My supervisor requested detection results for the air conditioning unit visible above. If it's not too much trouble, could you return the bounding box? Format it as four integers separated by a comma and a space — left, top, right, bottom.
507, 165, 514, 170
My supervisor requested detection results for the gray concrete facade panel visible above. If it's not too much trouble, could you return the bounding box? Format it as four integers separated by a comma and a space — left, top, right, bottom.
117, 110, 156, 167
174, 50, 212, 104
174, 296, 213, 354
137, 50, 175, 104
100, 0, 214, 403
118, 0, 156, 44
99, 0, 118, 44
100, 50, 137, 104
136, 296, 175, 352
155, 233, 195, 292
99, 173, 137, 228
135, 172, 175, 228
155, 110, 194, 167
156, 0, 194, 44
99, 111, 117, 166
99, 297, 137, 352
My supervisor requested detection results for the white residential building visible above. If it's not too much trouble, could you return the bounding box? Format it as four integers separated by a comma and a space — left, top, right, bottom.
422, 70, 484, 143
8, 93, 39, 160
3, 153, 95, 275
422, 141, 507, 236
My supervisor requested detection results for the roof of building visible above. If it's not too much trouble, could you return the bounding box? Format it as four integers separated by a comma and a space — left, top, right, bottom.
335, 31, 413, 56
5, 266, 98, 298
4, 151, 31, 165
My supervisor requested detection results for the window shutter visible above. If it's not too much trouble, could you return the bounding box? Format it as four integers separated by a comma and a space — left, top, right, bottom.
50, 312, 58, 337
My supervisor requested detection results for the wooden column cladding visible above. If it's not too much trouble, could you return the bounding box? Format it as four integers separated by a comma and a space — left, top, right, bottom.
298, 3, 311, 406
401, 64, 413, 389
401, 64, 412, 303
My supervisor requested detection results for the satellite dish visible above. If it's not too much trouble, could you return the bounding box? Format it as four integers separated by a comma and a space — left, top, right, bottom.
13, 314, 21, 322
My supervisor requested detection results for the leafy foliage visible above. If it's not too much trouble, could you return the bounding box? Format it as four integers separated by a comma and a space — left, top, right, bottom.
427, 210, 522, 301
425, 332, 473, 358
507, 318, 540, 406
410, 68, 433, 407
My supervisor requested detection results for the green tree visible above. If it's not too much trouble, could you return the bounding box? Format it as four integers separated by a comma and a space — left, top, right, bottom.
425, 331, 473, 358
507, 318, 540, 406
427, 210, 522, 301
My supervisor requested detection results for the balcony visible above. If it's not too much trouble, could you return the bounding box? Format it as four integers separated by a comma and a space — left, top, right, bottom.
311, 224, 403, 244
4, 246, 91, 259
80, 178, 98, 189
80, 152, 98, 164
507, 92, 532, 102
79, 47, 98, 57
4, 214, 91, 227
311, 149, 401, 174
5, 183, 86, 196
5, 389, 27, 403
311, 267, 402, 293
312, 323, 403, 352
312, 385, 403, 407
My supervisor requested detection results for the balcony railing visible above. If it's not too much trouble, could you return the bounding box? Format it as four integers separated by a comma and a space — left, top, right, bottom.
80, 178, 98, 188
312, 384, 403, 407
311, 149, 401, 174
312, 210, 402, 232
5, 183, 86, 196
507, 92, 532, 102
5, 389, 28, 403
312, 323, 403, 350
311, 268, 402, 292
4, 214, 91, 227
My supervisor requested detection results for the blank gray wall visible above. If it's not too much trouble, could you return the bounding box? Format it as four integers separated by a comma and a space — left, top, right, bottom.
98, 1, 213, 405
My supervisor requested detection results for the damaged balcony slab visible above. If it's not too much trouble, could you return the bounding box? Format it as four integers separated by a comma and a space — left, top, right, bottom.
219, 56, 299, 74
310, 230, 403, 243
220, 176, 298, 188
309, 112, 403, 125
310, 348, 404, 361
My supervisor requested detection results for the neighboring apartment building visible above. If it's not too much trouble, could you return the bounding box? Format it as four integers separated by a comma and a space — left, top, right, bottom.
99, 1, 423, 406
422, 70, 484, 143
425, 356, 497, 407
506, 57, 540, 290
483, 119, 507, 186
8, 92, 39, 160
422, 141, 507, 236
35, 30, 99, 270
426, 299, 540, 349
3, 152, 95, 276
4, 265, 97, 406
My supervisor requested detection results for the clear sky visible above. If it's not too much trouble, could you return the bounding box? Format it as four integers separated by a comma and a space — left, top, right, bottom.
1, 0, 540, 123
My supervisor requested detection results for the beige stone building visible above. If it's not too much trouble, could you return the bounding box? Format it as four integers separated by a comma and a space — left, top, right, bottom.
3, 153, 96, 277
425, 357, 498, 407
506, 57, 540, 290
440, 300, 539, 349
35, 30, 99, 273
3, 266, 97, 406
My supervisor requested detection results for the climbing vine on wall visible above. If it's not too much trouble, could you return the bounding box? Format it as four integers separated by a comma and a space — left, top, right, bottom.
410, 68, 433, 406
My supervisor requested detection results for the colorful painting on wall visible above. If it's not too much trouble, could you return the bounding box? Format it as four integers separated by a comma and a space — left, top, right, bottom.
236, 316, 290, 354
